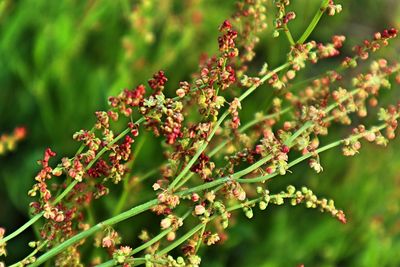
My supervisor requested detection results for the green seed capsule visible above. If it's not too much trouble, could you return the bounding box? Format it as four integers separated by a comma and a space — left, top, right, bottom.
259, 201, 268, 210
245, 208, 254, 219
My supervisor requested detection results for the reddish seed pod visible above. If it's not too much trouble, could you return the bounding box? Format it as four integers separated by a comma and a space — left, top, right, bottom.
191, 193, 200, 202
281, 145, 290, 154
265, 166, 275, 174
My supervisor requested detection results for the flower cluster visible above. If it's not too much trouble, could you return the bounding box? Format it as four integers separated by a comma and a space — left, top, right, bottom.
112, 246, 133, 266
326, 0, 343, 16
0, 126, 26, 155
273, 0, 296, 37
353, 28, 398, 61
286, 186, 347, 224
233, 0, 267, 63
141, 92, 184, 145
109, 85, 147, 117
0, 228, 5, 256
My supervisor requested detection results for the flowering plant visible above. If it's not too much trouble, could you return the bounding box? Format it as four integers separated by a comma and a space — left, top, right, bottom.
1, 0, 399, 266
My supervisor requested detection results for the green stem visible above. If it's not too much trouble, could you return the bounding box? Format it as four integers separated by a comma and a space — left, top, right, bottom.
195, 224, 207, 254
9, 241, 49, 267
156, 224, 204, 256
284, 121, 314, 146
238, 63, 291, 102
284, 24, 295, 46
114, 136, 147, 216
297, 0, 330, 44
0, 213, 42, 245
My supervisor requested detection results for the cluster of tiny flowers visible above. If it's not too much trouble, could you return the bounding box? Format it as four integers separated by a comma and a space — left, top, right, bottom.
0, 126, 26, 155
99, 228, 121, 250
286, 186, 347, 224
0, 228, 5, 256
141, 91, 184, 145
109, 85, 146, 117
326, 0, 343, 16
233, 0, 267, 63
256, 130, 290, 175
273, 0, 296, 37
152, 189, 181, 215
29, 148, 58, 210
112, 246, 133, 266
351, 28, 398, 61
250, 186, 346, 224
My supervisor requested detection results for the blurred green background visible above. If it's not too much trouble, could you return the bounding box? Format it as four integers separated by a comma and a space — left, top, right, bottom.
1, 0, 400, 266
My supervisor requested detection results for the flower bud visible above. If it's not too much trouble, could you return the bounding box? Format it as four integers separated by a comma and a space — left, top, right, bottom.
244, 208, 253, 219
194, 205, 206, 215
160, 217, 172, 229
259, 201, 268, 210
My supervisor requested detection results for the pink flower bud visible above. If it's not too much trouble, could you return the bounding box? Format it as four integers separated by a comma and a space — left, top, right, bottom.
194, 205, 206, 215
191, 193, 200, 202
102, 236, 113, 248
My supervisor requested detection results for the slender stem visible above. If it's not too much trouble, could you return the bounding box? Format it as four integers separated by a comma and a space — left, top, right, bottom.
195, 224, 207, 254
297, 0, 330, 44
239, 63, 291, 102
9, 241, 49, 267
284, 121, 314, 146
114, 136, 147, 216
87, 127, 132, 171
167, 138, 212, 190
53, 180, 78, 205
0, 213, 42, 245
284, 24, 295, 46
156, 223, 204, 256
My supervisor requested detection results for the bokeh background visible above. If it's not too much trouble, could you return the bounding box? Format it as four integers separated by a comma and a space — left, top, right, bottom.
1, 0, 400, 266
